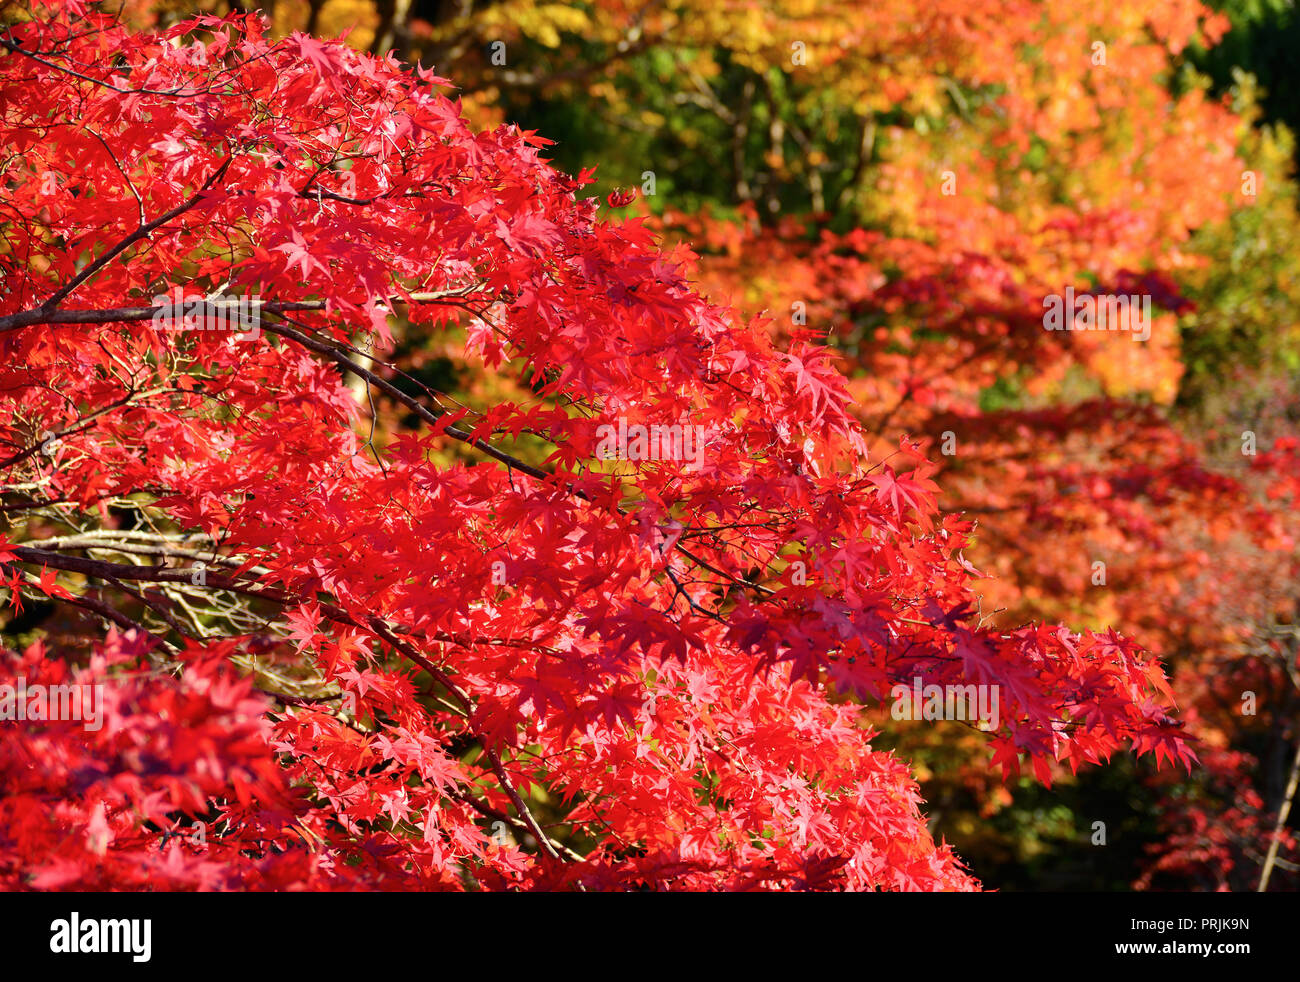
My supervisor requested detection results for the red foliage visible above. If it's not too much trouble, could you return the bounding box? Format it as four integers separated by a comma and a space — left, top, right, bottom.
0, 2, 1198, 890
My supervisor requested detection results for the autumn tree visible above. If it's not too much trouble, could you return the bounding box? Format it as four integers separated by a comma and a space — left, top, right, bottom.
0, 1, 1205, 890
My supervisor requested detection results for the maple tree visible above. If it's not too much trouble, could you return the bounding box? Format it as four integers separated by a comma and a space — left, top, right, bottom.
0, 0, 1216, 892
